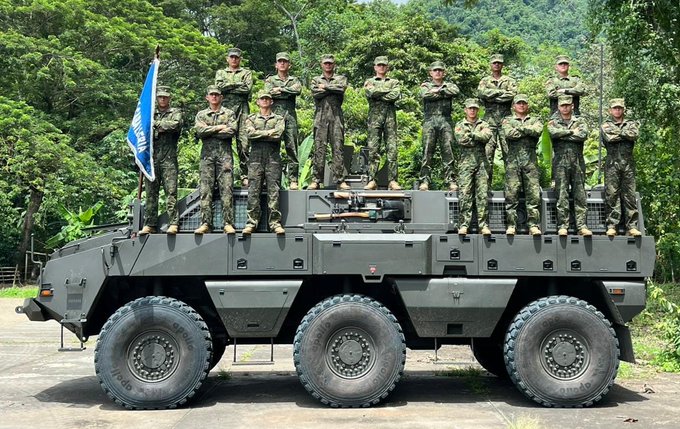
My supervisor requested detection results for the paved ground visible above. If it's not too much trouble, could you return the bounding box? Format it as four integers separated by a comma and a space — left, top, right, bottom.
2, 298, 679, 429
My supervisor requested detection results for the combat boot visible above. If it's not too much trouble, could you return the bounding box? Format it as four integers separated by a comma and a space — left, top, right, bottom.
194, 223, 210, 235
505, 226, 516, 236
448, 182, 458, 192
578, 227, 593, 237
273, 225, 285, 235
558, 228, 568, 236
388, 181, 402, 191
307, 181, 319, 190
363, 180, 378, 190
139, 225, 156, 235
242, 225, 255, 235
166, 224, 178, 235
529, 226, 542, 236
338, 181, 351, 190
223, 224, 236, 234
628, 228, 642, 237
458, 226, 468, 236
606, 228, 617, 237
418, 182, 429, 191
289, 181, 299, 190
481, 226, 492, 236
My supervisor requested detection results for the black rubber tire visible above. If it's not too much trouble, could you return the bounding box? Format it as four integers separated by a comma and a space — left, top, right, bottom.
504, 295, 619, 407
294, 294, 406, 407
209, 336, 228, 371
471, 338, 509, 378
94, 296, 212, 409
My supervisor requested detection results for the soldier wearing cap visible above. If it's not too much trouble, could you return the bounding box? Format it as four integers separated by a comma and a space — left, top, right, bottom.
545, 55, 587, 116
501, 94, 543, 236
242, 91, 286, 235
418, 60, 460, 191
363, 56, 402, 190
264, 52, 303, 190
548, 95, 592, 237
214, 47, 253, 187
193, 85, 238, 235
477, 54, 518, 183
139, 86, 183, 236
309, 54, 350, 190
601, 98, 641, 237
455, 98, 493, 236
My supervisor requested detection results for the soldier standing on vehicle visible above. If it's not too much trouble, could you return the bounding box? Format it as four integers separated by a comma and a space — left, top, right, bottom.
193, 86, 238, 235
501, 94, 543, 236
478, 54, 517, 183
242, 92, 286, 235
548, 95, 592, 237
264, 52, 302, 190
139, 86, 183, 236
455, 98, 493, 236
418, 60, 460, 191
363, 56, 402, 191
545, 55, 587, 116
215, 47, 253, 187
601, 98, 642, 237
308, 54, 350, 191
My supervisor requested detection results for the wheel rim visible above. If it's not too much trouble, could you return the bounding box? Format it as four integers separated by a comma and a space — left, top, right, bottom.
325, 328, 376, 379
540, 330, 590, 380
127, 330, 180, 382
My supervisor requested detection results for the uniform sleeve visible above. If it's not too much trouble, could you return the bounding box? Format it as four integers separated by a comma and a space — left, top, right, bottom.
501, 118, 522, 141
231, 69, 253, 95
565, 76, 587, 97
156, 109, 183, 133
419, 83, 438, 100
521, 118, 544, 138
545, 77, 559, 99
567, 118, 589, 141
472, 121, 493, 143
621, 120, 640, 141
270, 116, 285, 140
364, 78, 379, 100
495, 77, 517, 103
215, 69, 232, 93
477, 78, 502, 101
454, 122, 473, 146
325, 75, 347, 93
547, 120, 572, 139
440, 82, 460, 98
601, 122, 623, 143
194, 112, 218, 138
263, 77, 274, 94
311, 77, 327, 99
282, 77, 302, 96
381, 79, 401, 102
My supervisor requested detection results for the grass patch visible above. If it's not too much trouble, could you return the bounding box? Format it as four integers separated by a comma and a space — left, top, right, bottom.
217, 368, 232, 380
506, 415, 542, 429
0, 286, 38, 299
436, 366, 489, 395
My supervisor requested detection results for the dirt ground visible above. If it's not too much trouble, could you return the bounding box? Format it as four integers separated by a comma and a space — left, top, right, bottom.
2, 298, 679, 429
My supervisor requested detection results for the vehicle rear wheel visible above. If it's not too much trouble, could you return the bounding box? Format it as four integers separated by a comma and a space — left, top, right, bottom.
471, 338, 508, 378
294, 294, 406, 407
209, 336, 228, 371
504, 295, 619, 407
94, 296, 212, 409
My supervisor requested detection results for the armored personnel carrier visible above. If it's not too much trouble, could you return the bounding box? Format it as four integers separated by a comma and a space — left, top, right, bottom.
17, 186, 654, 409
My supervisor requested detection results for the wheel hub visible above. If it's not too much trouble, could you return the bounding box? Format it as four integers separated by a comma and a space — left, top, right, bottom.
542, 332, 587, 380
128, 331, 179, 382
327, 329, 375, 379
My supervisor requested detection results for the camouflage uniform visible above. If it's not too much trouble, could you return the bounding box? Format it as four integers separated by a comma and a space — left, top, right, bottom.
144, 105, 183, 228
602, 115, 640, 231
311, 71, 348, 185
501, 113, 543, 229
455, 115, 493, 229
364, 74, 401, 183
195, 104, 238, 228
418, 74, 460, 186
548, 112, 590, 231
215, 64, 253, 181
244, 108, 286, 231
264, 71, 302, 182
545, 56, 587, 116
477, 70, 517, 171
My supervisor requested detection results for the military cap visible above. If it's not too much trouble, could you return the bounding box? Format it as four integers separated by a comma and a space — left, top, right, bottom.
206, 85, 221, 95
464, 98, 480, 109
490, 54, 504, 63
429, 60, 446, 71
513, 94, 529, 104
276, 52, 291, 61
256, 90, 272, 99
609, 98, 625, 108
555, 55, 571, 64
227, 47, 242, 57
374, 56, 389, 65
558, 95, 573, 105
156, 86, 171, 97
321, 54, 335, 64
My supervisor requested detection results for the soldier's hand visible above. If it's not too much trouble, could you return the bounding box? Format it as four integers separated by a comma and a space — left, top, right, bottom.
271, 87, 282, 95
317, 84, 326, 90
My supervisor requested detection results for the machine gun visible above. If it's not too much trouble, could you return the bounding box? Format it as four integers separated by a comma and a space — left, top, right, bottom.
312, 191, 411, 222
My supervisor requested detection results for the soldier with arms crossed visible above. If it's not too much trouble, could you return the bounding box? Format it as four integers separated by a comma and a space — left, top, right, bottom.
545, 55, 587, 116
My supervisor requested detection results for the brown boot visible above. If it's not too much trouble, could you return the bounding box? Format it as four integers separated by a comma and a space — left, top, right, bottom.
166, 224, 178, 235
418, 182, 429, 191
242, 225, 255, 235
558, 228, 568, 236
448, 182, 458, 192
338, 181, 351, 190
606, 228, 617, 237
505, 226, 516, 236
458, 226, 468, 236
363, 180, 378, 190
139, 225, 156, 235
388, 181, 402, 190
273, 225, 285, 235
223, 224, 236, 234
529, 226, 542, 236
289, 181, 299, 190
194, 223, 210, 235
307, 181, 319, 190
579, 227, 593, 237
628, 227, 642, 237
481, 226, 492, 236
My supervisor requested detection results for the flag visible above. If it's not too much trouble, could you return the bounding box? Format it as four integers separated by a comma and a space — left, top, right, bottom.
127, 58, 159, 181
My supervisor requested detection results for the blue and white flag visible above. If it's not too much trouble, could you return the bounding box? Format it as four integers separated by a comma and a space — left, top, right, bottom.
127, 58, 159, 181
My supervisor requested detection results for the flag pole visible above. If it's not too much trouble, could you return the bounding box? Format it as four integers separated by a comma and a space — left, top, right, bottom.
136, 46, 162, 200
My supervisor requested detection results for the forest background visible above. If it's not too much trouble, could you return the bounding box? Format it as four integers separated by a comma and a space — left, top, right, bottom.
0, 0, 679, 279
